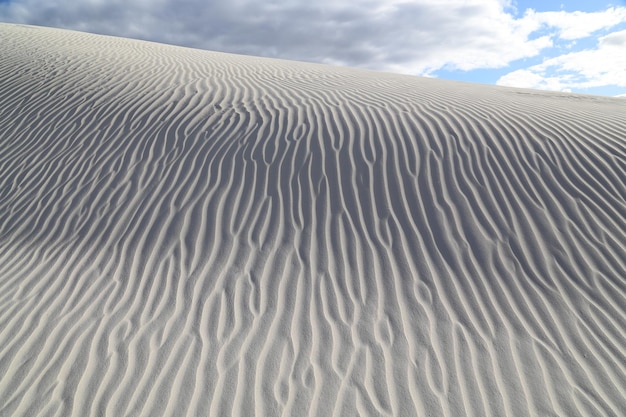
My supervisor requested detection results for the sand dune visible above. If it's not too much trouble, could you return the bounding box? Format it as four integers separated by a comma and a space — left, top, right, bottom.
0, 23, 625, 416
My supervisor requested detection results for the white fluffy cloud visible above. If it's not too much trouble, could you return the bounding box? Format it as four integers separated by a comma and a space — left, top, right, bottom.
1, 0, 626, 85
497, 29, 626, 91
524, 6, 626, 40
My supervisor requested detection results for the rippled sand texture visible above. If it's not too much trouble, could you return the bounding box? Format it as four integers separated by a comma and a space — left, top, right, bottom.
1, 24, 625, 417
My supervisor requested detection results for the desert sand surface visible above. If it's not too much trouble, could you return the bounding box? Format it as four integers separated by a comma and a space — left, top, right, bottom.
0, 23, 625, 417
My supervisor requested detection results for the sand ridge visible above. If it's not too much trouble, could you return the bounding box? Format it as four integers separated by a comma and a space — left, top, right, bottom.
0, 24, 625, 416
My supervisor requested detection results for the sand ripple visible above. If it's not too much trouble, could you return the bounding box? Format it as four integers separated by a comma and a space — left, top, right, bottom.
1, 24, 625, 416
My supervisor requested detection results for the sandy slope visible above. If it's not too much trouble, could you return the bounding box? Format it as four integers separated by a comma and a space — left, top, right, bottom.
0, 23, 625, 417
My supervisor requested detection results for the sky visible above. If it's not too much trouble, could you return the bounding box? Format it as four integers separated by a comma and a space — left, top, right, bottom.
1, 0, 626, 96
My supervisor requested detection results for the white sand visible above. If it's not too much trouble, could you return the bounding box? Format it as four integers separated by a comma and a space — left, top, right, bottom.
0, 23, 625, 417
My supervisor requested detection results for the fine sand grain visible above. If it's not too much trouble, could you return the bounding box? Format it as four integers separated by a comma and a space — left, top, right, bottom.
0, 24, 625, 417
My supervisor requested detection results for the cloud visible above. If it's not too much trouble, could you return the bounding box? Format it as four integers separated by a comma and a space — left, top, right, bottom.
524, 6, 626, 40
497, 29, 626, 91
1, 0, 626, 80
